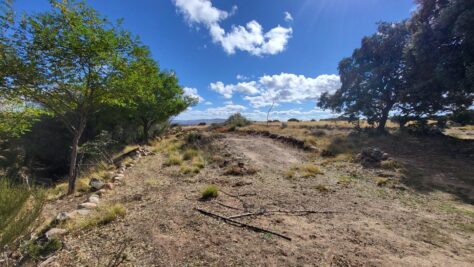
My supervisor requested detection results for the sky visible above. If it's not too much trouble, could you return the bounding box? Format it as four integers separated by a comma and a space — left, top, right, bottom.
14, 0, 415, 121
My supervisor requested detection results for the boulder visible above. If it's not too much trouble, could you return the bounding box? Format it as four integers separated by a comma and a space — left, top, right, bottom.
70, 209, 91, 216
89, 178, 104, 191
55, 212, 71, 222
45, 228, 67, 239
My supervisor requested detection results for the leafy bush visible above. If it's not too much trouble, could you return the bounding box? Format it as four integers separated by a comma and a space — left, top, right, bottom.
201, 185, 218, 200
0, 179, 45, 248
225, 113, 251, 128
288, 118, 300, 122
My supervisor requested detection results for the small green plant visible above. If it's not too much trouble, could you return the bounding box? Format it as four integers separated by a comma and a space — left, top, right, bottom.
201, 185, 218, 200
22, 238, 62, 260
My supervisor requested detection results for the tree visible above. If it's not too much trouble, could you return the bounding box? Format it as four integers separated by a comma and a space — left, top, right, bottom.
113, 50, 196, 143
318, 22, 411, 132
10, 0, 140, 194
404, 0, 474, 115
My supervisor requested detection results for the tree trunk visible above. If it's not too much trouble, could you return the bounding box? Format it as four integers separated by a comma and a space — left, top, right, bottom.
143, 124, 150, 144
67, 118, 86, 195
377, 106, 391, 133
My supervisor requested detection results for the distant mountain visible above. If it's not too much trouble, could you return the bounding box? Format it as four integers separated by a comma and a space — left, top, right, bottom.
172, 118, 226, 126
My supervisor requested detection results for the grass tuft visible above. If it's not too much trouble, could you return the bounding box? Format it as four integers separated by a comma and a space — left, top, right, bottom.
164, 153, 183, 166
75, 204, 126, 230
201, 185, 218, 200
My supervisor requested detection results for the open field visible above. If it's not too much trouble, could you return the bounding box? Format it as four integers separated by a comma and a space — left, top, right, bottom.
20, 122, 473, 266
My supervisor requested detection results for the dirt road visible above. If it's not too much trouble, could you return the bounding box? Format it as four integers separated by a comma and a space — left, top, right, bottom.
47, 133, 474, 266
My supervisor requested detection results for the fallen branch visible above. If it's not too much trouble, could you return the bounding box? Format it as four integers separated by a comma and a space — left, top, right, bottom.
216, 202, 244, 211
227, 211, 266, 219
195, 208, 291, 241
227, 209, 340, 219
268, 209, 341, 215
220, 190, 256, 198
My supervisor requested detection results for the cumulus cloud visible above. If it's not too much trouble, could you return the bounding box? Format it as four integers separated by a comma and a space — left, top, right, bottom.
210, 80, 259, 99
183, 87, 204, 102
210, 73, 341, 107
284, 11, 293, 22
173, 0, 292, 56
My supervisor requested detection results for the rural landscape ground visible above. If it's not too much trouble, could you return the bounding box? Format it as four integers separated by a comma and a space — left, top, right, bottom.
15, 121, 473, 267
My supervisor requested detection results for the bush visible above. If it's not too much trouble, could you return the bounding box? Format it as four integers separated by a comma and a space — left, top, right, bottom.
0, 179, 45, 248
225, 113, 251, 128
201, 185, 218, 200
22, 238, 62, 260
450, 110, 474, 126
198, 122, 206, 126
288, 118, 300, 122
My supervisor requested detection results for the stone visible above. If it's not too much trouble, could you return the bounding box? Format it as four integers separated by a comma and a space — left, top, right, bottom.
78, 202, 97, 209
97, 189, 107, 196
55, 212, 69, 222
89, 178, 104, 191
113, 176, 123, 182
357, 147, 389, 167
45, 228, 67, 239
104, 182, 114, 190
72, 209, 91, 216
88, 195, 100, 204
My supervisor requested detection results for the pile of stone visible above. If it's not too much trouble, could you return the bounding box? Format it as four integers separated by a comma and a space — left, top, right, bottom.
356, 147, 389, 167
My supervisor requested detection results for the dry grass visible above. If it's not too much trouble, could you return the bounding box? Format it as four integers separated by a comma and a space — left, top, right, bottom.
64, 204, 126, 230
299, 164, 323, 177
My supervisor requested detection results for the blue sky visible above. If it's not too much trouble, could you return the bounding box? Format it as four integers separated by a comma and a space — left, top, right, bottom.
14, 0, 415, 121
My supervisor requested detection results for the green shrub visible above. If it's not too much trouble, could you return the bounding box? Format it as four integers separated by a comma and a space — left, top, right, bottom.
22, 238, 62, 260
0, 179, 45, 248
201, 185, 218, 200
288, 118, 300, 122
225, 113, 251, 128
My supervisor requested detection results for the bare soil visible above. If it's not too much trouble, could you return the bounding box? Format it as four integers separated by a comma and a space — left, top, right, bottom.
41, 133, 473, 266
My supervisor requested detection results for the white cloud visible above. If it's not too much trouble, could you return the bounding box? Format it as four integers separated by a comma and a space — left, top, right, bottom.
236, 74, 248, 80
173, 0, 292, 56
204, 101, 213, 105
175, 105, 335, 121
183, 87, 204, 102
210, 80, 259, 99
211, 73, 341, 107
284, 11, 293, 22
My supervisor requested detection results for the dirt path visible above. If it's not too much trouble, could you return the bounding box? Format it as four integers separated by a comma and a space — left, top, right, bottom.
224, 135, 303, 170
47, 133, 474, 266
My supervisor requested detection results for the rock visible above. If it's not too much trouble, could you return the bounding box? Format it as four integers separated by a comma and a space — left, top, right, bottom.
113, 176, 123, 182
45, 228, 67, 239
321, 149, 335, 157
357, 147, 389, 167
55, 212, 73, 222
78, 202, 97, 209
88, 195, 100, 204
38, 256, 58, 267
89, 178, 104, 191
71, 209, 91, 216
104, 182, 114, 190
97, 189, 107, 196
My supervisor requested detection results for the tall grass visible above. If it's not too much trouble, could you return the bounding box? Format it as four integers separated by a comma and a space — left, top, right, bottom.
0, 178, 45, 248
